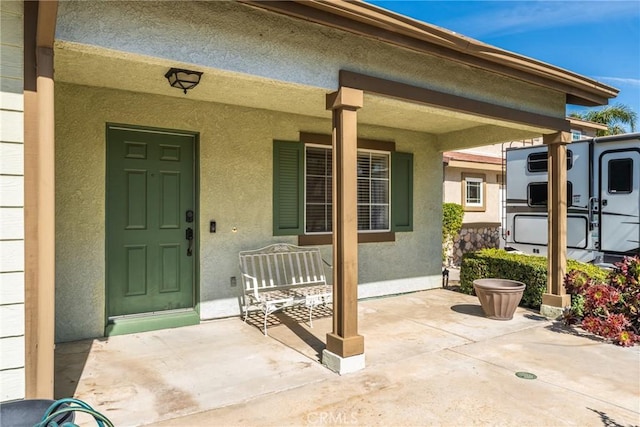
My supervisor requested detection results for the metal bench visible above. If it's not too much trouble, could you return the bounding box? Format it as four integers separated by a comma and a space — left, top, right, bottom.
239, 243, 332, 335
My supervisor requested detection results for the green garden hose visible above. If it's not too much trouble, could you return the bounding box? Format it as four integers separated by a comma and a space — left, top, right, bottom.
35, 398, 114, 427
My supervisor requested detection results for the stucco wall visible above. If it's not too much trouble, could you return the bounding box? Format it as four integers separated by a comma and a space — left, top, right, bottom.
55, 83, 443, 342
0, 0, 25, 401
443, 167, 462, 207
443, 167, 502, 224
54, 0, 565, 119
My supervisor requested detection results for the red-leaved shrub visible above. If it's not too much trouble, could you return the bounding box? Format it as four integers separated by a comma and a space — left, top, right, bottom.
564, 256, 640, 346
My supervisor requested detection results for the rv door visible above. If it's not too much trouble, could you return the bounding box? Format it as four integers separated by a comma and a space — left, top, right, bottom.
599, 150, 640, 254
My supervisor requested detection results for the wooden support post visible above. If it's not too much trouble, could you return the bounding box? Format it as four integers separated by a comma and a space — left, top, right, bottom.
24, 0, 57, 398
325, 87, 364, 358
541, 131, 572, 314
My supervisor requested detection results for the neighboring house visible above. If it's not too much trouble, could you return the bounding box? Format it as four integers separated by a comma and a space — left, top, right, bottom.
442, 150, 503, 265
443, 118, 608, 264
0, 0, 617, 401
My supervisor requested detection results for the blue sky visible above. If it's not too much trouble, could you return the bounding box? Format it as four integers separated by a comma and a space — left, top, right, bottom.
368, 1, 640, 128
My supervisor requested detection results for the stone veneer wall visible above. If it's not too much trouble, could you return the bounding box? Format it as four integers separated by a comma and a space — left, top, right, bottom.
452, 223, 502, 266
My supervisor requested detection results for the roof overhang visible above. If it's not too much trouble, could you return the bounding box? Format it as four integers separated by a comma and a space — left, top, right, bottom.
443, 151, 503, 171
568, 117, 609, 131
53, 41, 561, 149
52, 0, 590, 151
446, 160, 503, 171
239, 0, 618, 107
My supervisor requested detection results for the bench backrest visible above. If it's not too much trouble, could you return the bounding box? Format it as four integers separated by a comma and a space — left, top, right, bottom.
239, 244, 327, 297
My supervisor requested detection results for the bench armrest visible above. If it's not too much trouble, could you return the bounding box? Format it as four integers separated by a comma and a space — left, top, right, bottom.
239, 271, 262, 298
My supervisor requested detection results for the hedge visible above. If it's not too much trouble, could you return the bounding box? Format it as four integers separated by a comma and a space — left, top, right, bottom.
460, 249, 607, 309
442, 203, 464, 262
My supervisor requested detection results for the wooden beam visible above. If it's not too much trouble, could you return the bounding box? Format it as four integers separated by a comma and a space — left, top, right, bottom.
340, 71, 571, 133
36, 0, 57, 48
325, 87, 364, 358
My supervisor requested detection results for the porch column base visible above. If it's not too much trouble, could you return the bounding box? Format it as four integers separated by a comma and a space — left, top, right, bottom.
322, 349, 365, 375
326, 333, 364, 358
540, 293, 571, 320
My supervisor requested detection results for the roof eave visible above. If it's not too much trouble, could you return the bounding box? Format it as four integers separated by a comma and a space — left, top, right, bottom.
238, 0, 618, 107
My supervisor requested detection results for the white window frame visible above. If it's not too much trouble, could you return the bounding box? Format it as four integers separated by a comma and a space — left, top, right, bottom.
462, 173, 486, 212
571, 130, 582, 141
465, 177, 483, 207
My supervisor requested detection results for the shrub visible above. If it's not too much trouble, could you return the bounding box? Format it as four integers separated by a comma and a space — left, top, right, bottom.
564, 256, 639, 346
442, 203, 464, 263
460, 249, 607, 309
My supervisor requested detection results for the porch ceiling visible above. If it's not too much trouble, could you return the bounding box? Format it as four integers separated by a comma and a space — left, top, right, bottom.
54, 41, 548, 147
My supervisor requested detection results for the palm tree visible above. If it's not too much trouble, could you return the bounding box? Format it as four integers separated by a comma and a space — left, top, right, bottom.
569, 103, 637, 136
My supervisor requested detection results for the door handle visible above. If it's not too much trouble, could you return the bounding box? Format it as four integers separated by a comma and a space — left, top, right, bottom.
186, 227, 194, 256
588, 197, 598, 230
602, 199, 608, 207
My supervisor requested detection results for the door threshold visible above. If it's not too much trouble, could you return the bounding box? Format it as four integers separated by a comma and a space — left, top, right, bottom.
105, 309, 199, 336
108, 307, 194, 321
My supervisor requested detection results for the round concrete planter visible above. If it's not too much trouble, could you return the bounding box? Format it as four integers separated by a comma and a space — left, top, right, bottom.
473, 279, 526, 320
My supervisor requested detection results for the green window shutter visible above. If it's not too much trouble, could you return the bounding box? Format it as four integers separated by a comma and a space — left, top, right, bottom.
391, 151, 413, 232
273, 140, 303, 235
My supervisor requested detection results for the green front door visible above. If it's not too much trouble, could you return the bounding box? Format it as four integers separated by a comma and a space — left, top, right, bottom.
106, 126, 196, 321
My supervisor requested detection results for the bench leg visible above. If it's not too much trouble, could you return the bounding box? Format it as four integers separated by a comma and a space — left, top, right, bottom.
264, 310, 269, 336
263, 304, 275, 336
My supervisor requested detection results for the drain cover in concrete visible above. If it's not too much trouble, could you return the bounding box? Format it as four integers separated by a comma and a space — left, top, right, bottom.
515, 371, 537, 380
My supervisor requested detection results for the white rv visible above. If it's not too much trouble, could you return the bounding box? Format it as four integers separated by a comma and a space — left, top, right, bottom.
504, 133, 640, 264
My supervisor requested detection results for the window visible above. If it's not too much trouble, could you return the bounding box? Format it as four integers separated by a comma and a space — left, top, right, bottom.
608, 158, 633, 194
528, 182, 547, 206
571, 131, 582, 141
465, 177, 483, 206
527, 150, 573, 172
273, 136, 413, 243
527, 181, 573, 207
357, 151, 390, 232
304, 146, 390, 233
305, 146, 332, 233
461, 173, 485, 211
527, 152, 547, 172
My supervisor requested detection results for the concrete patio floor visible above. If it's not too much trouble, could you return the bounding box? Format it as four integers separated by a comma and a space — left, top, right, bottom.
55, 287, 640, 427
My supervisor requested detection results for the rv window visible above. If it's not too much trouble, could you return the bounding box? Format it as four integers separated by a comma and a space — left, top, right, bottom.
528, 182, 573, 207
527, 153, 547, 172
528, 183, 547, 206
608, 158, 633, 194
527, 150, 573, 172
